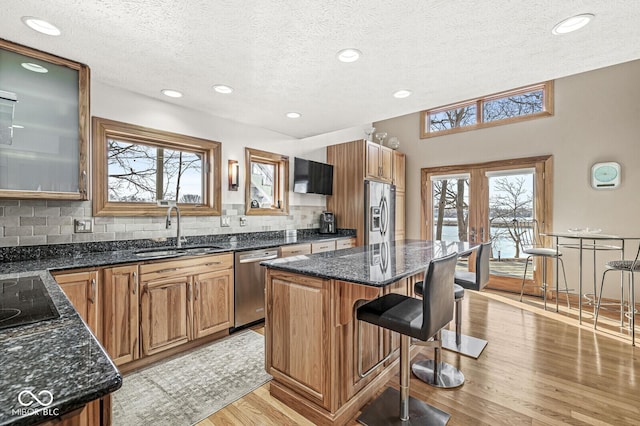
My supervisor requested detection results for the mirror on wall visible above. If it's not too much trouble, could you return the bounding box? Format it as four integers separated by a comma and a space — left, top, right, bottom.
0, 39, 89, 199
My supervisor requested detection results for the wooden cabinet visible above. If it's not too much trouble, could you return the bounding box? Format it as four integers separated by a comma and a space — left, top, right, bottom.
328, 139, 406, 246
55, 271, 100, 337
193, 268, 234, 339
139, 253, 234, 357
392, 150, 405, 191
311, 240, 336, 253
336, 237, 356, 250
140, 275, 191, 356
365, 141, 393, 183
279, 243, 312, 258
53, 270, 102, 426
103, 264, 139, 365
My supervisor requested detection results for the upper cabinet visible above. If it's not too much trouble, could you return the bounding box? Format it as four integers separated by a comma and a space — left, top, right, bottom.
365, 141, 393, 183
392, 151, 405, 192
0, 39, 90, 200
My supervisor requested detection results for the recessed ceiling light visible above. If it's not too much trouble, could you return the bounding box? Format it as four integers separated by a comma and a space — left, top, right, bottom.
286, 112, 301, 119
337, 48, 362, 63
552, 13, 594, 35
393, 89, 412, 99
21, 63, 48, 73
161, 89, 183, 98
21, 16, 61, 36
213, 84, 234, 94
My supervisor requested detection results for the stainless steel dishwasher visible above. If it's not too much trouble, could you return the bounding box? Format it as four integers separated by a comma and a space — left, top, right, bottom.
234, 248, 279, 328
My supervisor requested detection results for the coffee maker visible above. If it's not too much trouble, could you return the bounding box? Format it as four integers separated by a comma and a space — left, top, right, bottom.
319, 211, 337, 234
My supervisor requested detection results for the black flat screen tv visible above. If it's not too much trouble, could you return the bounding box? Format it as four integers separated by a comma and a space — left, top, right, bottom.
293, 157, 333, 195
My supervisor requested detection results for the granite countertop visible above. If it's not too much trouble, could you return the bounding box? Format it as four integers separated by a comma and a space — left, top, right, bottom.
0, 271, 122, 426
0, 233, 355, 275
262, 239, 478, 287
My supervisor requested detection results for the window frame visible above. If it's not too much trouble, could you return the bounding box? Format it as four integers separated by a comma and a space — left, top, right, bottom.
420, 81, 554, 139
92, 116, 221, 216
244, 147, 289, 216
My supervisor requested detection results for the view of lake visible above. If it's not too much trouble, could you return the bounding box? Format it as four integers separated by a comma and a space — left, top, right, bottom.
438, 225, 526, 259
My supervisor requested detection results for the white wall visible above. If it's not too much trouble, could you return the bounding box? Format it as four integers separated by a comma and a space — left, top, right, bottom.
374, 59, 640, 298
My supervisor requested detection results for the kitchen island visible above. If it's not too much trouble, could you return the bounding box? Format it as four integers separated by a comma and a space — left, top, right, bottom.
261, 240, 475, 425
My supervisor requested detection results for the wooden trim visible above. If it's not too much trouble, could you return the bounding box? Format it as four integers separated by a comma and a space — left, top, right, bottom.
92, 116, 222, 216
420, 81, 554, 139
244, 147, 290, 215
0, 38, 90, 200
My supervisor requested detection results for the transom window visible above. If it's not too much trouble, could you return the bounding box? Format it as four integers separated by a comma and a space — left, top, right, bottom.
92, 117, 221, 216
421, 81, 553, 138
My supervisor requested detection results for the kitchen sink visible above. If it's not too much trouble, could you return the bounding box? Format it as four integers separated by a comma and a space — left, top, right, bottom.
134, 248, 187, 257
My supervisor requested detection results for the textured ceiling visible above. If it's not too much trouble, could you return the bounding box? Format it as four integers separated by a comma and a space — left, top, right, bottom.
1, 1, 640, 138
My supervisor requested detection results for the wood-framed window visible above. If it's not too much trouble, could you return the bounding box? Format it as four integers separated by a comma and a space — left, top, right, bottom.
420, 81, 554, 138
92, 117, 221, 216
245, 148, 289, 216
0, 38, 90, 200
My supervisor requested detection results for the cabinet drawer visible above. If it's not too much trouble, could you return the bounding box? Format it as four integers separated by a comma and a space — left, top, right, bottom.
336, 238, 356, 250
311, 241, 336, 253
140, 253, 233, 280
280, 243, 312, 258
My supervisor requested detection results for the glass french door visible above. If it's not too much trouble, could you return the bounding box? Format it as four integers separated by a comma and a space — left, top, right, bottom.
421, 156, 552, 293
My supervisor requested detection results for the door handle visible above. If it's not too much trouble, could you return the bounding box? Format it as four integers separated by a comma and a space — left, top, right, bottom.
480, 227, 485, 241
133, 272, 138, 295
89, 278, 96, 304
187, 282, 192, 301
469, 227, 476, 243
195, 282, 200, 301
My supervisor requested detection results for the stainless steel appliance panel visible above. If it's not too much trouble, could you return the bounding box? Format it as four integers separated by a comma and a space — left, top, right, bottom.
234, 249, 278, 327
365, 180, 395, 245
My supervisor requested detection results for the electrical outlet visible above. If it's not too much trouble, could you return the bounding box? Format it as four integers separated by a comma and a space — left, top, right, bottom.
220, 215, 231, 227
239, 216, 247, 227
74, 218, 93, 233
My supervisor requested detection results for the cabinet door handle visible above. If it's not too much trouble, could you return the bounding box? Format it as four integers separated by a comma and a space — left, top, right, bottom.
157, 267, 179, 274
195, 282, 200, 300
80, 170, 87, 196
204, 262, 222, 267
132, 272, 138, 295
90, 278, 96, 304
187, 282, 192, 301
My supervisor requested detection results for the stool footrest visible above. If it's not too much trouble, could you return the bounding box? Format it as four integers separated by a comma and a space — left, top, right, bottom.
411, 359, 465, 389
357, 387, 450, 426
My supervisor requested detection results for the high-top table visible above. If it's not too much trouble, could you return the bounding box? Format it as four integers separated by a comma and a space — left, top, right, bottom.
544, 231, 640, 324
261, 239, 476, 425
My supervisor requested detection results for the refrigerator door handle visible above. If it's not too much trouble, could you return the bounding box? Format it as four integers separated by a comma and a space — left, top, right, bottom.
380, 196, 388, 236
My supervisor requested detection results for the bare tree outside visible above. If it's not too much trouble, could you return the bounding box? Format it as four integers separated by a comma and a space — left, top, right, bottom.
432, 178, 469, 241
489, 176, 533, 258
107, 139, 203, 203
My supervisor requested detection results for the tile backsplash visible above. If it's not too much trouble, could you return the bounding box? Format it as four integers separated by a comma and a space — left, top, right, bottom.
0, 200, 326, 247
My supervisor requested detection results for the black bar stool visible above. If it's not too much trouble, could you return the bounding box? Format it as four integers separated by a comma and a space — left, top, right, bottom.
355, 252, 458, 425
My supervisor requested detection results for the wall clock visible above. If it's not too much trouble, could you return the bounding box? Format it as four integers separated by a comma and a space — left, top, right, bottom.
591, 162, 621, 189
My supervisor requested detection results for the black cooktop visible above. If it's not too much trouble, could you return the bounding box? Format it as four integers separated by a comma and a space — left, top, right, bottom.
0, 276, 59, 331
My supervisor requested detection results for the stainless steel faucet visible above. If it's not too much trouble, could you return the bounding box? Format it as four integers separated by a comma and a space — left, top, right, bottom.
165, 205, 182, 248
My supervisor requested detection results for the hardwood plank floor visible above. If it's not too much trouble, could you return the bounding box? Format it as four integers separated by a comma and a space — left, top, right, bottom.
199, 291, 640, 425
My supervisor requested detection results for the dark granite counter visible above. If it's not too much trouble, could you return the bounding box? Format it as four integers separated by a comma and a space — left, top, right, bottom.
261, 239, 477, 287
0, 271, 122, 425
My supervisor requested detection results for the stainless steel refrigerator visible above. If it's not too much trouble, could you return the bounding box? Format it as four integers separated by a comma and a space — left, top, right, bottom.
364, 180, 395, 245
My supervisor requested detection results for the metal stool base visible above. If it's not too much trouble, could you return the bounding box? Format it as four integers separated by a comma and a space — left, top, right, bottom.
357, 387, 450, 426
440, 329, 488, 359
411, 360, 465, 389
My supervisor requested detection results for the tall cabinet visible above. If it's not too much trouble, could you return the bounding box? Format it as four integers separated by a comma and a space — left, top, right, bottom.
327, 139, 406, 246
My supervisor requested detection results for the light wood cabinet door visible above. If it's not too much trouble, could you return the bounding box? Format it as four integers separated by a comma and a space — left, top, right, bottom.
140, 275, 191, 356
392, 151, 405, 191
266, 271, 332, 410
53, 270, 101, 426
55, 271, 99, 336
395, 191, 405, 241
365, 141, 381, 179
336, 238, 356, 250
193, 269, 234, 339
311, 240, 336, 253
280, 243, 312, 258
103, 264, 139, 365
380, 146, 393, 182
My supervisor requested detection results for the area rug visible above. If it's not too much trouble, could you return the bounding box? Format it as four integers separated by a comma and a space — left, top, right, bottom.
112, 330, 272, 426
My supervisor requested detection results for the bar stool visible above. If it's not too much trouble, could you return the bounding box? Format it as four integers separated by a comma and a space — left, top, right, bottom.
594, 244, 640, 346
355, 252, 458, 425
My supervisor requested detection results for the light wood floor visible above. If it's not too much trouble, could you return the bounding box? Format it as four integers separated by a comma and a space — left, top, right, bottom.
198, 291, 640, 425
